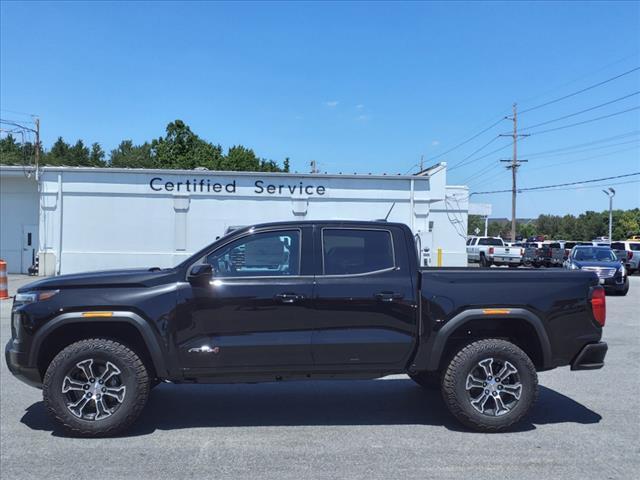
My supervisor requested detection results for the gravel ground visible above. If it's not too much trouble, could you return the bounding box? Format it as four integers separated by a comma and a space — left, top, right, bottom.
1, 274, 639, 479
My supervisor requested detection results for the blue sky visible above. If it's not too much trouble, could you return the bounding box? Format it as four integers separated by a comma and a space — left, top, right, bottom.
1, 1, 639, 217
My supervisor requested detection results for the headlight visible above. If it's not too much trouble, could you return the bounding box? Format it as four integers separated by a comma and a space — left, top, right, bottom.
620, 265, 626, 276
14, 290, 59, 304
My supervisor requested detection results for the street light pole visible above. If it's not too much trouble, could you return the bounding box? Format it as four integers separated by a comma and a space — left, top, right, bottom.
602, 188, 616, 243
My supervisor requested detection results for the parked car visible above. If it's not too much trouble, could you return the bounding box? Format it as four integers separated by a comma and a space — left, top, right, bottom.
467, 236, 523, 267
610, 241, 640, 275
561, 241, 592, 261
521, 241, 544, 267
7, 221, 608, 436
564, 245, 629, 295
539, 242, 564, 268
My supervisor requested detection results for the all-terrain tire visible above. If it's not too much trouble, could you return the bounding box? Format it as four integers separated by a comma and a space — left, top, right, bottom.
441, 338, 538, 432
409, 370, 441, 389
43, 338, 150, 437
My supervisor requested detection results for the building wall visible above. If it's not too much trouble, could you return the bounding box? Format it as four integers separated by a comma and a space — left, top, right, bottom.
1, 165, 469, 274
0, 173, 39, 273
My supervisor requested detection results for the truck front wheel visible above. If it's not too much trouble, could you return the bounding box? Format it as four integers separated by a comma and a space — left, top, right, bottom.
441, 339, 538, 432
43, 338, 150, 437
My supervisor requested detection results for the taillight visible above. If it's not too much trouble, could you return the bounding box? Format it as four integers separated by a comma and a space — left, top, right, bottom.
590, 286, 606, 327
489, 247, 494, 255
627, 251, 633, 261
520, 248, 524, 256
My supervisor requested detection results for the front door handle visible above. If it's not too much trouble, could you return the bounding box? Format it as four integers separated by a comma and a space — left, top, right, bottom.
275, 293, 304, 304
375, 291, 404, 302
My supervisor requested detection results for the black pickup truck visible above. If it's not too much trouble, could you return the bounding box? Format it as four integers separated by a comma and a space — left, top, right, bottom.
6, 221, 608, 436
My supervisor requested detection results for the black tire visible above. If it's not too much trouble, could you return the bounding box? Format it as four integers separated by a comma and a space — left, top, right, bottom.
409, 370, 441, 389
479, 255, 490, 268
43, 338, 150, 437
618, 278, 629, 296
441, 338, 538, 432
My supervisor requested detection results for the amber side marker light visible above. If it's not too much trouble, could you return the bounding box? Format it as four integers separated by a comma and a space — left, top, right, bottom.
82, 312, 114, 318
482, 309, 511, 315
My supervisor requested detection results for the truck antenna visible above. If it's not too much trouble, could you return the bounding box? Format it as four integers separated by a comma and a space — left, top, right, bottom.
384, 202, 396, 221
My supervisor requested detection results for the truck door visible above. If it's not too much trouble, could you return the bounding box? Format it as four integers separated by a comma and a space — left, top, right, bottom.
175, 226, 315, 373
311, 226, 417, 371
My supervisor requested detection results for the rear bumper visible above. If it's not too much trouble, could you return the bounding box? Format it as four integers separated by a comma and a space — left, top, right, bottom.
571, 342, 607, 371
5, 340, 42, 388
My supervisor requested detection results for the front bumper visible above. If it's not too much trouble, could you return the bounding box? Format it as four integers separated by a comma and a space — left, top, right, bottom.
5, 340, 42, 388
571, 342, 608, 371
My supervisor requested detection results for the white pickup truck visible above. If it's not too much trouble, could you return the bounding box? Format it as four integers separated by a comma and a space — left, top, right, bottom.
467, 236, 523, 267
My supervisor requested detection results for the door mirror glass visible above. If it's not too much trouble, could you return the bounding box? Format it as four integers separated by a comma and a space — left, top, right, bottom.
188, 263, 213, 285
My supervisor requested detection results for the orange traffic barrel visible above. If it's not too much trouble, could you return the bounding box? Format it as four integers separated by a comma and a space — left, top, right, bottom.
0, 260, 8, 299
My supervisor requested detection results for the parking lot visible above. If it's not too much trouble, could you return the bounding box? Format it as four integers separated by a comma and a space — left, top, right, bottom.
1, 274, 638, 480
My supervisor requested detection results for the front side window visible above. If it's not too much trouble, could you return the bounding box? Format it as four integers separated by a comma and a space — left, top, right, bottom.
322, 229, 394, 275
205, 230, 300, 277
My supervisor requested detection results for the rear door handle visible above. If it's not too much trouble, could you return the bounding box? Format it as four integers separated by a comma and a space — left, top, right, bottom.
375, 291, 404, 302
275, 293, 304, 304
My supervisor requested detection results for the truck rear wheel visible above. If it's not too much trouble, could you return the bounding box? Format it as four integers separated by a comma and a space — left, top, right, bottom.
441, 338, 538, 432
43, 338, 150, 437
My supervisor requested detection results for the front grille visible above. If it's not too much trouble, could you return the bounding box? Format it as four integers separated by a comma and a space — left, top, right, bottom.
582, 267, 616, 279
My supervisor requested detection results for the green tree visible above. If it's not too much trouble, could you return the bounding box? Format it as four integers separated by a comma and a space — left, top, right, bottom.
109, 140, 155, 168
68, 140, 90, 166
0, 134, 24, 164
89, 143, 106, 166
151, 120, 224, 170
45, 137, 71, 165
467, 215, 485, 235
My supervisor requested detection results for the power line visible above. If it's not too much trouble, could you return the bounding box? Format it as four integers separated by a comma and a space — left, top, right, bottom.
516, 52, 640, 106
528, 130, 640, 157
519, 66, 640, 115
428, 116, 507, 163
470, 172, 640, 195
527, 134, 640, 158
524, 106, 640, 136
524, 179, 640, 193
527, 144, 640, 172
448, 136, 501, 171
520, 91, 640, 131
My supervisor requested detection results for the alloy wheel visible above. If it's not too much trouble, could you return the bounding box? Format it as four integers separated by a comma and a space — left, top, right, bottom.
61, 358, 127, 421
465, 357, 522, 416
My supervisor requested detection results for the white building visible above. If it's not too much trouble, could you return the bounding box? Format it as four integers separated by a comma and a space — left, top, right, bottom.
0, 164, 469, 275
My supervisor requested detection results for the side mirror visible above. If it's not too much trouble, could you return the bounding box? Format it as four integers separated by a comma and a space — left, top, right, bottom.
188, 264, 213, 285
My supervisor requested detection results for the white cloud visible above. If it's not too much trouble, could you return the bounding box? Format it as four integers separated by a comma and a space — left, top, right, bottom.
355, 104, 365, 109
431, 140, 440, 146
325, 100, 339, 107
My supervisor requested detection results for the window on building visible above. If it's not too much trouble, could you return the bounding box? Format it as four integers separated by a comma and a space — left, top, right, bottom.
322, 229, 394, 275
205, 230, 300, 277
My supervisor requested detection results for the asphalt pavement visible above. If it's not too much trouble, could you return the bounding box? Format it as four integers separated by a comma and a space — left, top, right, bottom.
1, 274, 638, 479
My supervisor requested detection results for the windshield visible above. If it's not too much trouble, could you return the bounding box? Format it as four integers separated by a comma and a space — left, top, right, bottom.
572, 248, 617, 262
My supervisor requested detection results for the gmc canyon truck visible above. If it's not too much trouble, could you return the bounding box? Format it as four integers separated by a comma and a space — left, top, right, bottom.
6, 221, 607, 436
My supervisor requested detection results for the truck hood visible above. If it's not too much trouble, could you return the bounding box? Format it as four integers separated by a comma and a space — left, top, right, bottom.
17, 268, 178, 292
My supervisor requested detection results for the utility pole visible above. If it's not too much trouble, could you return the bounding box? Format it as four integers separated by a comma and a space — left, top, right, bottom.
34, 117, 40, 178
500, 103, 529, 242
603, 188, 615, 243
420, 154, 424, 173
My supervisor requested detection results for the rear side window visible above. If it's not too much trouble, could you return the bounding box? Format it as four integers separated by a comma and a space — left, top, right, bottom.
630, 243, 640, 251
610, 242, 626, 250
322, 229, 394, 275
478, 238, 503, 246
